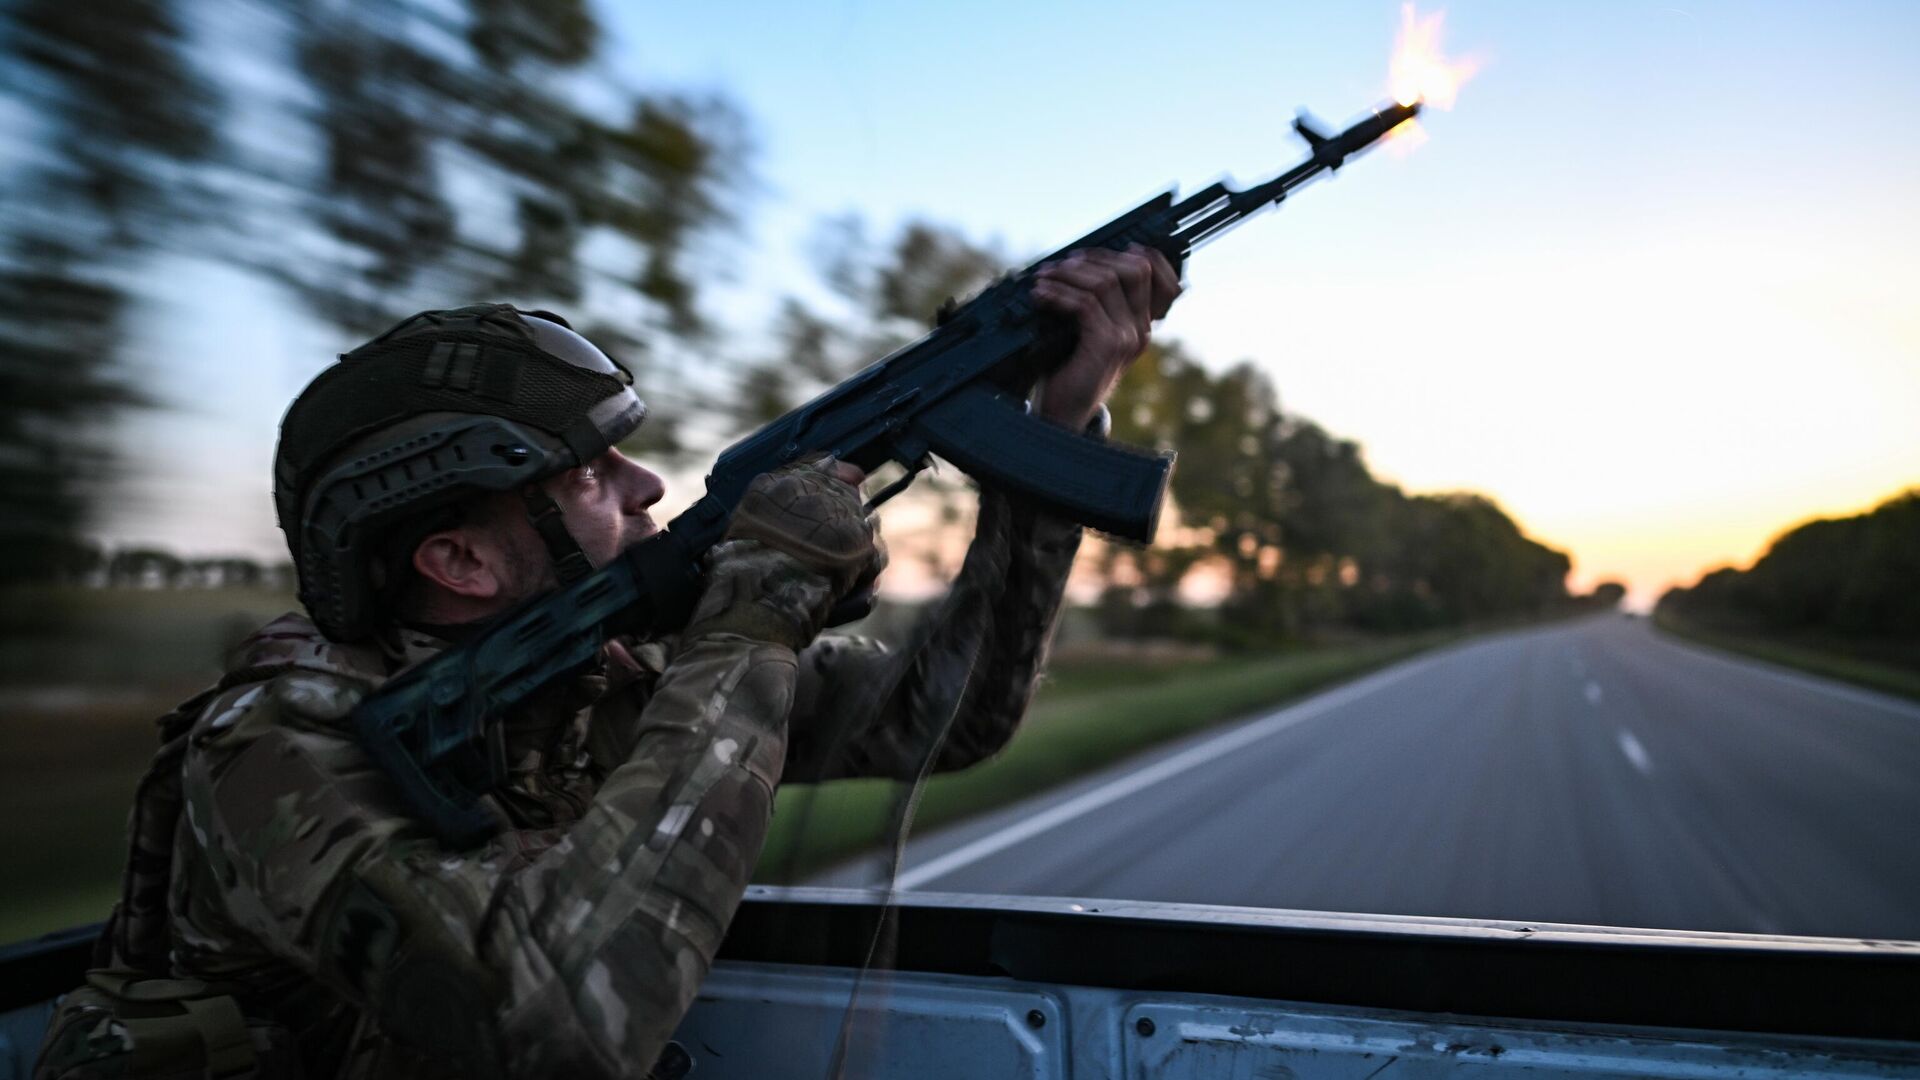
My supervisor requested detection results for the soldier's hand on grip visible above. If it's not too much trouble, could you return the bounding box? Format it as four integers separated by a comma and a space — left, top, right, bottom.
683, 456, 887, 650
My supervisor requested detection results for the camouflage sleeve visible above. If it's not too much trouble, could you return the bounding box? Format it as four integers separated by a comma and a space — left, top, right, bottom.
782, 487, 1082, 782
182, 629, 798, 1078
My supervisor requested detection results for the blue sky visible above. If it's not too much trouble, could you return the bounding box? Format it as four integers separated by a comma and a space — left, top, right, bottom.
114, 1, 1920, 605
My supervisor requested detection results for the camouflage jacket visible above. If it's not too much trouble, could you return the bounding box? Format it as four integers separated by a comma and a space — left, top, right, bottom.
109, 490, 1080, 1079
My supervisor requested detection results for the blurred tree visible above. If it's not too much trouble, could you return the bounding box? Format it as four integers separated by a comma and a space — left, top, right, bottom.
108, 546, 185, 587
1589, 581, 1628, 608
1104, 342, 1572, 642
731, 214, 1007, 574
742, 206, 1584, 644
1106, 343, 1572, 641
0, 0, 751, 579
40, 537, 107, 584
270, 0, 749, 342
789, 215, 1004, 379
0, 0, 221, 583
184, 556, 264, 588
1660, 489, 1920, 640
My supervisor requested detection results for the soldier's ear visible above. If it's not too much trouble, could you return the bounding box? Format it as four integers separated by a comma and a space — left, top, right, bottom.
412, 528, 507, 601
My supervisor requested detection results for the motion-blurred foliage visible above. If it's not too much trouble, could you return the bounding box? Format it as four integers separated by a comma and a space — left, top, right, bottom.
0, 0, 745, 582
0, 0, 218, 583
1101, 344, 1580, 642
739, 214, 1587, 644
1, 0, 1589, 649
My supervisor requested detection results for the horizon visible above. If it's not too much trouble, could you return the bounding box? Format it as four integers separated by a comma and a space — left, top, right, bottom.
84, 442, 1917, 615
89, 1, 1920, 612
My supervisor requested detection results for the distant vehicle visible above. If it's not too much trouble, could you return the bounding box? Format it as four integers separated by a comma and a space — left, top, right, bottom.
6, 888, 1918, 1078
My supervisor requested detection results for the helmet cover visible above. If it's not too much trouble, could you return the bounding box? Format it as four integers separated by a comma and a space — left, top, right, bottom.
275, 304, 645, 639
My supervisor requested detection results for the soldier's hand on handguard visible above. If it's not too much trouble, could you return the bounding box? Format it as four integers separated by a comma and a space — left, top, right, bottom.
1030, 243, 1183, 430
683, 456, 887, 651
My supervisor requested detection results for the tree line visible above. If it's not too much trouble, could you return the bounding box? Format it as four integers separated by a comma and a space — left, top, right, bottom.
30, 540, 292, 590
1658, 490, 1920, 641
1091, 344, 1617, 644
1, 1, 1609, 646
718, 218, 1612, 645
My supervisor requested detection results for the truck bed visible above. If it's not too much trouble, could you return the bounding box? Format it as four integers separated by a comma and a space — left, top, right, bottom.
6, 887, 1918, 1077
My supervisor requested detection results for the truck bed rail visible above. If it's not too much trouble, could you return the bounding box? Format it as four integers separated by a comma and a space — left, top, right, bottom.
6, 889, 1918, 1078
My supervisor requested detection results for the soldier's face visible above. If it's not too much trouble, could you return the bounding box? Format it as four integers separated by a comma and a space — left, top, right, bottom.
429, 449, 666, 614
541, 448, 667, 569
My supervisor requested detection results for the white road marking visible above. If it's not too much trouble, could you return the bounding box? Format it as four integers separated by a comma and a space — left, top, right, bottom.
1617, 730, 1652, 775
1584, 680, 1603, 706
894, 654, 1442, 890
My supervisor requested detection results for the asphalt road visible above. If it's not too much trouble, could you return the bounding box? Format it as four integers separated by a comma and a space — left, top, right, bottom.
831, 616, 1920, 940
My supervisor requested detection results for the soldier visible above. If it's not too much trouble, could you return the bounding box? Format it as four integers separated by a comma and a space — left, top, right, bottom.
37, 248, 1178, 1079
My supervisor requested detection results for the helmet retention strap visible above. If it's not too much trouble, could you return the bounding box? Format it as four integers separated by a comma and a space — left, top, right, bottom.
520, 485, 594, 585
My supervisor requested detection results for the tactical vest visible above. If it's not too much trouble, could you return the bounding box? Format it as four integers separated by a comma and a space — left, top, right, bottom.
34, 684, 303, 1079
32, 656, 696, 1080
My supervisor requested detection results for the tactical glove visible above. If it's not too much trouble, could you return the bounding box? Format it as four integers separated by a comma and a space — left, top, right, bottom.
682, 456, 886, 650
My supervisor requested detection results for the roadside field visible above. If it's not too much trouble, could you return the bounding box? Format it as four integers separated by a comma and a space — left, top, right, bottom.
0, 585, 299, 689
0, 585, 1453, 943
1653, 612, 1920, 703
1, 586, 299, 944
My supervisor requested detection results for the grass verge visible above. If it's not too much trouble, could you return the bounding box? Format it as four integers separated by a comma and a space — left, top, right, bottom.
1653, 611, 1920, 702
754, 631, 1456, 883
0, 694, 176, 944
0, 596, 1464, 942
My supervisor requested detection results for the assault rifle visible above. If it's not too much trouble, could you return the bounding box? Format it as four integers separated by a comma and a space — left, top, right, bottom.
354, 100, 1422, 844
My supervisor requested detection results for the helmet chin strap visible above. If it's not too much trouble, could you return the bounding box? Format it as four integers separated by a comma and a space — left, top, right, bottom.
519, 485, 594, 585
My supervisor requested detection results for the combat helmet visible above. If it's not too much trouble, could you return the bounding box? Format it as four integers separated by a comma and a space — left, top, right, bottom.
274, 303, 646, 641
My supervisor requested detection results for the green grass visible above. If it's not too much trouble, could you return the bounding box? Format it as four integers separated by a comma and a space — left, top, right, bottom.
1654, 612, 1920, 702
0, 584, 1463, 943
0, 883, 124, 947
0, 584, 298, 689
0, 692, 177, 944
754, 632, 1454, 883
1, 586, 300, 944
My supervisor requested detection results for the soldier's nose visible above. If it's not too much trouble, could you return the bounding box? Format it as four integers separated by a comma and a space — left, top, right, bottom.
623, 460, 666, 514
